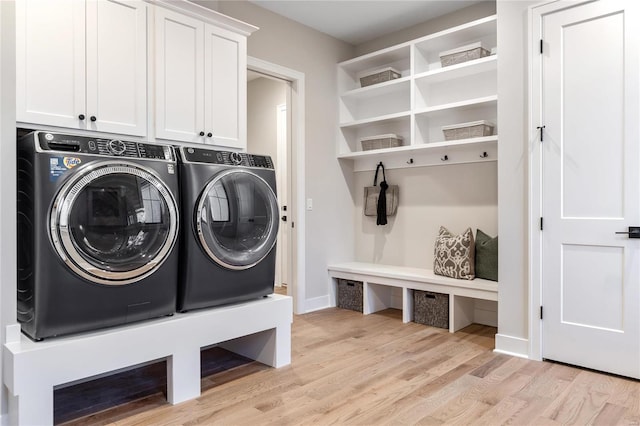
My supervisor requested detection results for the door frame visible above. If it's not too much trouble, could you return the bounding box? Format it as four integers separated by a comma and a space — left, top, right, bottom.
247, 56, 306, 315
528, 0, 595, 361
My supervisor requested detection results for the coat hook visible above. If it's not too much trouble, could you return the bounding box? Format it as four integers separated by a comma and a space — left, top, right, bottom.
406, 158, 414, 164
441, 155, 448, 161
480, 151, 488, 158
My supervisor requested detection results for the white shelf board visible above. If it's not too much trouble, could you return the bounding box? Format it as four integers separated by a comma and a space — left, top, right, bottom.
415, 95, 498, 117
338, 136, 498, 171
414, 55, 497, 84
337, 135, 497, 160
339, 44, 411, 74
413, 15, 497, 55
339, 111, 411, 129
341, 76, 411, 101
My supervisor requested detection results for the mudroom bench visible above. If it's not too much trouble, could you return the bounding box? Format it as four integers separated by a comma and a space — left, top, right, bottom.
327, 262, 498, 333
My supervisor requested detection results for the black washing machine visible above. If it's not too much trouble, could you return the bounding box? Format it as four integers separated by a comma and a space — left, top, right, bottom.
177, 146, 279, 312
17, 131, 180, 340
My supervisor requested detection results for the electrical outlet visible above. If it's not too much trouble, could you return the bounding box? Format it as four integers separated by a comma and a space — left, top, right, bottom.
306, 198, 313, 211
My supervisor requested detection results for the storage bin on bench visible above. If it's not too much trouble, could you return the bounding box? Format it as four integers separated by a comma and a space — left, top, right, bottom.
413, 290, 449, 329
337, 279, 363, 312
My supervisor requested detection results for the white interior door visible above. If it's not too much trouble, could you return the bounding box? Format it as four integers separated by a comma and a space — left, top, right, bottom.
541, 0, 640, 379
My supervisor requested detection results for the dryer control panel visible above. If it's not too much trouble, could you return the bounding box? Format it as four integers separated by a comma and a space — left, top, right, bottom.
182, 147, 274, 169
35, 131, 175, 161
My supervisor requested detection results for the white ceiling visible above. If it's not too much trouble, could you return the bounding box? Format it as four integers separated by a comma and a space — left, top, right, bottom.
248, 1, 485, 45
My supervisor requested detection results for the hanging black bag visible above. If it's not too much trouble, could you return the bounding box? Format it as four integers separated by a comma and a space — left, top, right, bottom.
363, 162, 399, 225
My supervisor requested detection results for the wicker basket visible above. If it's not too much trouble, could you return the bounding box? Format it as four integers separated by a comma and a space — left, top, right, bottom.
359, 67, 401, 87
442, 120, 494, 141
439, 42, 490, 67
360, 134, 403, 151
337, 279, 363, 312
413, 290, 449, 329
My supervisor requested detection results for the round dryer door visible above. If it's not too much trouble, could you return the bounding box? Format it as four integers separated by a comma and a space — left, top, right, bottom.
50, 161, 179, 285
196, 169, 279, 270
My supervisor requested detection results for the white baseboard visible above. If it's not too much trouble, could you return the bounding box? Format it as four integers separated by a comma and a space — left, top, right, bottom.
494, 333, 529, 359
304, 295, 331, 313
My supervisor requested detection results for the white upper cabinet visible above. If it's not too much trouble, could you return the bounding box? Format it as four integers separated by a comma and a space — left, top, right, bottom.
16, 0, 148, 137
155, 6, 248, 149
337, 15, 497, 171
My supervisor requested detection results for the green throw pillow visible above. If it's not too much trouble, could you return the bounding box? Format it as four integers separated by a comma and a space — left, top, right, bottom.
475, 229, 498, 281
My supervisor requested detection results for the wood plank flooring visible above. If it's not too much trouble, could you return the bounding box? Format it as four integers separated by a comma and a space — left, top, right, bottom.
59, 308, 640, 425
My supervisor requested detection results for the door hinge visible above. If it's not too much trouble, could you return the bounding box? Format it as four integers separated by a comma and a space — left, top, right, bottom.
540, 306, 544, 320
540, 217, 544, 231
540, 39, 543, 54
291, 221, 295, 228
536, 125, 546, 142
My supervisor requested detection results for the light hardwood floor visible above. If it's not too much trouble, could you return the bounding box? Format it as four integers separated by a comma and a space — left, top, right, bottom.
64, 308, 639, 425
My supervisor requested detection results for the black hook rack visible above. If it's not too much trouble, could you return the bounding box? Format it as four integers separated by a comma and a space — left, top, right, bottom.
480, 152, 488, 158
406, 158, 414, 164
441, 155, 448, 161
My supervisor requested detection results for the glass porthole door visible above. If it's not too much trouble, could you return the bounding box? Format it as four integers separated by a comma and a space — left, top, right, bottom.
196, 169, 279, 270
49, 161, 179, 285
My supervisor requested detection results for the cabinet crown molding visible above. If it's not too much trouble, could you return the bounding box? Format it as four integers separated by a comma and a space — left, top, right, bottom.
150, 0, 259, 36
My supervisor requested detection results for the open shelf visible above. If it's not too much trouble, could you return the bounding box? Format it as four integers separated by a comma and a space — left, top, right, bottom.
414, 55, 497, 84
338, 135, 498, 172
341, 76, 411, 100
415, 95, 497, 117
339, 111, 411, 129
336, 14, 497, 168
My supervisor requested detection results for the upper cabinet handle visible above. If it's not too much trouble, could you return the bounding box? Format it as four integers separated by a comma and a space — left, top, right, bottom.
90, 116, 97, 122
199, 131, 205, 136
78, 114, 85, 120
207, 132, 213, 138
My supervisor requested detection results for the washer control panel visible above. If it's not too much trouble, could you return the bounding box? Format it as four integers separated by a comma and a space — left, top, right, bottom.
182, 147, 274, 169
36, 132, 175, 161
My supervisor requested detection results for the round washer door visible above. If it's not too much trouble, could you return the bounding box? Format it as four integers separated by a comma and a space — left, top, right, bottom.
50, 161, 179, 285
196, 169, 279, 270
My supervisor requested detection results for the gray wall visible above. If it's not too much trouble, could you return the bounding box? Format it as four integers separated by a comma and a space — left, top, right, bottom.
210, 1, 357, 306
355, 1, 496, 56
495, 0, 538, 356
247, 76, 286, 166
0, 0, 16, 417
354, 163, 498, 267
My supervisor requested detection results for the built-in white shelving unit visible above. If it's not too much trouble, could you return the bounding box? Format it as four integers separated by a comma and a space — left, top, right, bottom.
337, 15, 497, 171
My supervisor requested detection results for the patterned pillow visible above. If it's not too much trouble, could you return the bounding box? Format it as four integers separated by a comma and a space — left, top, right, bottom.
433, 226, 475, 280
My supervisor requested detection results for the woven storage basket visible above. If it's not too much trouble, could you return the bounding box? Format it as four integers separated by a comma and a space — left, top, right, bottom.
413, 290, 449, 329
359, 67, 401, 87
337, 279, 363, 312
442, 120, 494, 141
360, 134, 403, 151
439, 42, 490, 67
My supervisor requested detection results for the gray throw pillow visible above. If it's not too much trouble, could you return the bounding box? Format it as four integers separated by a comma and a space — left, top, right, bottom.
475, 229, 498, 282
433, 226, 475, 280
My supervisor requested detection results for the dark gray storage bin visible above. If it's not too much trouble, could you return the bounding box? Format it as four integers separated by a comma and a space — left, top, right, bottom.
413, 290, 449, 329
336, 279, 363, 312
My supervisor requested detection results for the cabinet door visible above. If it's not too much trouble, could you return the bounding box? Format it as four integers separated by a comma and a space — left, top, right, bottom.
204, 24, 247, 150
16, 0, 86, 129
86, 0, 147, 136
154, 6, 205, 143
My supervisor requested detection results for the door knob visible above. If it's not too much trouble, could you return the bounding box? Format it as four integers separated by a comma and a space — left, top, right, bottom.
615, 226, 640, 238
281, 215, 287, 222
